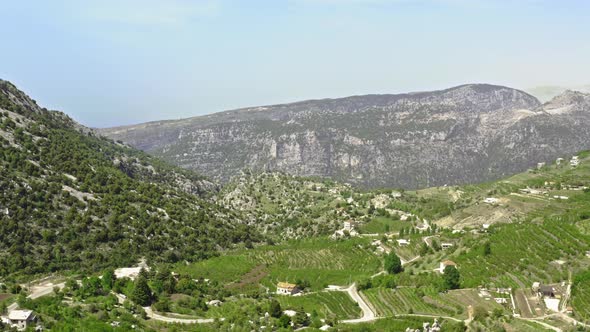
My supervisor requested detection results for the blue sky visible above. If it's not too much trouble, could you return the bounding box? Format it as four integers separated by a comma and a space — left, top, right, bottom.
1, 0, 589, 127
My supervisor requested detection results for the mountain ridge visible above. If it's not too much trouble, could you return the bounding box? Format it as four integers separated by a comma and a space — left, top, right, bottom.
98, 83, 590, 189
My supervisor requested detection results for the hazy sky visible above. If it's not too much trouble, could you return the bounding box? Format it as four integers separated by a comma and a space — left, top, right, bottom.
1, 0, 589, 127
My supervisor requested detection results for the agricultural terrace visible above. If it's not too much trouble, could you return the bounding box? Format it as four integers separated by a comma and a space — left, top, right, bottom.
277, 291, 361, 320
454, 220, 590, 288
572, 270, 590, 323
361, 287, 504, 319
175, 237, 382, 290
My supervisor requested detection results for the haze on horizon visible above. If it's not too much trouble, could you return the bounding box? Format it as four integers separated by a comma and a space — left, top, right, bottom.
1, 0, 589, 128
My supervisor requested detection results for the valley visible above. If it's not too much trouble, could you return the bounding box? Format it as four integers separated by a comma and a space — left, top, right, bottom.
1, 80, 590, 331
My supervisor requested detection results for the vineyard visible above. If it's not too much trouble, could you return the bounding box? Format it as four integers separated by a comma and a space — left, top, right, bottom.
277, 291, 361, 320
571, 270, 590, 322
361, 287, 503, 319
455, 220, 590, 288
175, 237, 382, 290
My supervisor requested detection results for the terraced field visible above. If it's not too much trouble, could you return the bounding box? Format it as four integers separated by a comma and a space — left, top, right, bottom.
277, 291, 361, 319
362, 287, 455, 317
176, 237, 382, 290
362, 287, 504, 319
571, 271, 590, 322
455, 220, 590, 288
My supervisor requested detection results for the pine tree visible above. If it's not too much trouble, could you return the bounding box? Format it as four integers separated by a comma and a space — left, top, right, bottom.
384, 252, 403, 274
131, 275, 153, 306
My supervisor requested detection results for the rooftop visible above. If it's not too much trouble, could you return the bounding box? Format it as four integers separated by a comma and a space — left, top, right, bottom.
277, 282, 297, 289
8, 310, 34, 321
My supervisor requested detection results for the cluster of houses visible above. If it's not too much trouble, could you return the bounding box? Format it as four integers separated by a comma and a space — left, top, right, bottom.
554, 156, 580, 167
332, 220, 360, 238
0, 309, 37, 331
405, 318, 441, 332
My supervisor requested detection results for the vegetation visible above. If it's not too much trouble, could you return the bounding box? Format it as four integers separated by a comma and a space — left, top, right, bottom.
0, 81, 260, 279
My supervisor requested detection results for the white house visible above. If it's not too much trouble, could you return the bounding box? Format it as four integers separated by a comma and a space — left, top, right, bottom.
7, 310, 36, 331
441, 243, 454, 249
277, 282, 300, 296
483, 197, 499, 204
571, 156, 580, 167
396, 239, 410, 246
439, 260, 457, 273
343, 220, 356, 232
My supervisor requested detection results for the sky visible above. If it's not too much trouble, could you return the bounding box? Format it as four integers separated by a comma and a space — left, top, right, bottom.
1, 0, 589, 128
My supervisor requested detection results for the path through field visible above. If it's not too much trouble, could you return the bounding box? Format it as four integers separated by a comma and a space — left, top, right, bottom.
7, 280, 65, 312
338, 283, 376, 323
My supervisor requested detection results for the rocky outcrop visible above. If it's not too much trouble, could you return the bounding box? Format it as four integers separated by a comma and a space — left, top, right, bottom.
99, 84, 590, 189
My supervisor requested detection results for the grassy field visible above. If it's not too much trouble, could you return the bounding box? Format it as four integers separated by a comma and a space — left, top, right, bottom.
359, 216, 407, 234
175, 237, 382, 291
277, 291, 361, 319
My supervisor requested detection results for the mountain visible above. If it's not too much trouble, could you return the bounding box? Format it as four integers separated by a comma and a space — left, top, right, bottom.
527, 84, 590, 102
0, 80, 258, 277
99, 84, 590, 189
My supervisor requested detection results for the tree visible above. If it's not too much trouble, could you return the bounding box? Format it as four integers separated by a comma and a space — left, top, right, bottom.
102, 268, 116, 291
473, 305, 488, 321
443, 266, 460, 290
293, 307, 310, 327
384, 252, 403, 274
483, 242, 491, 256
419, 242, 430, 256
269, 299, 282, 318
278, 314, 291, 328
130, 275, 153, 306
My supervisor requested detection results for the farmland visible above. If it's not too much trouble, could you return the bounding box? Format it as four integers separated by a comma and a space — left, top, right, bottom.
454, 220, 590, 288
361, 287, 504, 319
359, 216, 406, 234
175, 237, 382, 291
571, 270, 590, 322
277, 291, 361, 319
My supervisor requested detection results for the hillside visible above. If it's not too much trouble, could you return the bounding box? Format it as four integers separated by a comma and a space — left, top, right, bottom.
101, 84, 590, 189
0, 80, 259, 278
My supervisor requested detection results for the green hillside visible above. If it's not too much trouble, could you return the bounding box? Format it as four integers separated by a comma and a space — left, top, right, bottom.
0, 80, 259, 279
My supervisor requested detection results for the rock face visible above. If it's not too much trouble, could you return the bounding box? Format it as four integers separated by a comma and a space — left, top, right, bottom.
99, 84, 590, 189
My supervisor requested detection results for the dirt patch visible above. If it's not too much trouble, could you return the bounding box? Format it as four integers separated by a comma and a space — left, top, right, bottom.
226, 264, 268, 289
170, 293, 191, 302
0, 293, 12, 301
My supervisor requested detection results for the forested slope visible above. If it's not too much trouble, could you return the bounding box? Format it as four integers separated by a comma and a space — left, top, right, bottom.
0, 80, 259, 278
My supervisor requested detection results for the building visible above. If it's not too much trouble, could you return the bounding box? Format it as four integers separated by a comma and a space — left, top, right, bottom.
494, 298, 508, 304
441, 243, 454, 249
396, 239, 410, 246
536, 285, 559, 299
343, 220, 356, 232
276, 282, 301, 296
7, 310, 36, 331
439, 260, 457, 273
483, 197, 499, 204
571, 156, 580, 167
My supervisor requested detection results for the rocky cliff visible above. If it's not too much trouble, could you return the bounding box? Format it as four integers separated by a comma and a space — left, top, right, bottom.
99, 84, 590, 189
